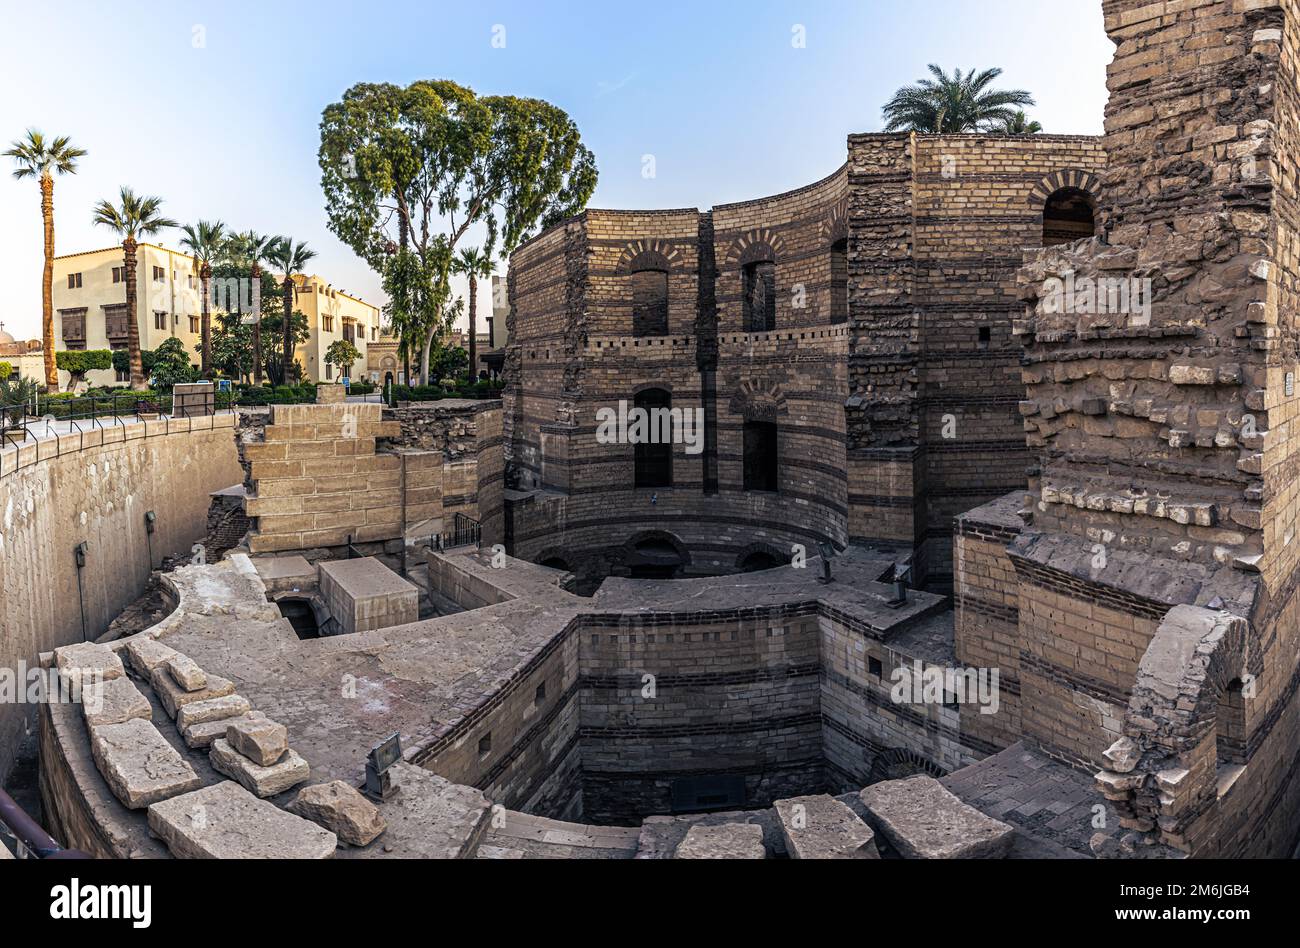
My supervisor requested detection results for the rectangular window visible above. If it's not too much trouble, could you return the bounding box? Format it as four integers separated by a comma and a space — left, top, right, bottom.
742, 261, 776, 332
325, 362, 333, 380
188, 316, 199, 334
869, 656, 883, 679
743, 420, 779, 493
112, 266, 124, 284
64, 339, 86, 351
155, 312, 168, 331
535, 682, 547, 705
478, 733, 492, 757
631, 269, 669, 336
67, 272, 82, 289
152, 266, 165, 282
372, 326, 377, 341
323, 315, 334, 332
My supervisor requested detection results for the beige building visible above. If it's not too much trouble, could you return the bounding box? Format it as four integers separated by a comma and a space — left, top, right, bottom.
50, 245, 384, 387
287, 274, 383, 383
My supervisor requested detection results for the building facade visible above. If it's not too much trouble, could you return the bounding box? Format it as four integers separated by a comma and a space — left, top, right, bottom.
49, 246, 383, 387
503, 133, 1105, 587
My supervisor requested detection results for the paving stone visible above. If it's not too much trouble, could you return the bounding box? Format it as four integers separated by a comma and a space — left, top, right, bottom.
150, 666, 234, 719
775, 794, 879, 859
89, 718, 201, 809
860, 776, 1015, 859
82, 676, 152, 728
674, 823, 766, 859
148, 781, 337, 859
290, 780, 387, 846
373, 763, 492, 858
181, 712, 264, 750
175, 694, 252, 730
165, 654, 208, 692
123, 637, 181, 677
54, 642, 124, 690
210, 738, 309, 798
225, 715, 289, 767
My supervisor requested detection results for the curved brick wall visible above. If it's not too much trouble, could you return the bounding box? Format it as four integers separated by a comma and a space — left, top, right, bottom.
504, 135, 1106, 585
0, 417, 243, 783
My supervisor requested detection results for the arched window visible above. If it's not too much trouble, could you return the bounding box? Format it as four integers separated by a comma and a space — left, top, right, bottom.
631, 267, 669, 336
830, 239, 848, 324
1043, 188, 1096, 247
743, 420, 778, 492
634, 388, 673, 488
743, 260, 776, 332
739, 550, 782, 573
1217, 678, 1247, 767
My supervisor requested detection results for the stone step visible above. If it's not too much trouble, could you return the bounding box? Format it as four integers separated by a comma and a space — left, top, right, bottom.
210, 738, 310, 798
859, 775, 1015, 859
89, 718, 202, 810
148, 781, 337, 859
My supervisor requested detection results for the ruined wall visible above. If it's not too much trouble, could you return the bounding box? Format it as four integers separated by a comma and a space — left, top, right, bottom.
0, 417, 242, 783
1006, 0, 1300, 856
243, 400, 503, 554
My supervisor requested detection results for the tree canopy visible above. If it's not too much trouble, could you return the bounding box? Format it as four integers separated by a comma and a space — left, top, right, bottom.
882, 66, 1035, 134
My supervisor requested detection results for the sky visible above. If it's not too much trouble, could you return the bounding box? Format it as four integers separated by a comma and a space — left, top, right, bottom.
0, 0, 1114, 340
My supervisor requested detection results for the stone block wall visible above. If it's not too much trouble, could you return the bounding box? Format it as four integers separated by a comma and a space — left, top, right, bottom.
953, 493, 1025, 752
0, 416, 243, 784
242, 400, 503, 554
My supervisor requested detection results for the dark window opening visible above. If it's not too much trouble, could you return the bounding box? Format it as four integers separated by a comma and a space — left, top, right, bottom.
1043, 187, 1096, 247
634, 388, 673, 489
739, 551, 782, 573
742, 260, 776, 332
1217, 678, 1247, 767
479, 733, 492, 757
278, 598, 320, 640
631, 268, 669, 336
830, 239, 848, 324
535, 682, 547, 705
669, 775, 746, 814
978, 326, 991, 348
743, 420, 778, 493
869, 656, 883, 679
628, 538, 684, 580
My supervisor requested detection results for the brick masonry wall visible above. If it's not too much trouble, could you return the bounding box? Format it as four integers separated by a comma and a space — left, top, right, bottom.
0, 417, 243, 784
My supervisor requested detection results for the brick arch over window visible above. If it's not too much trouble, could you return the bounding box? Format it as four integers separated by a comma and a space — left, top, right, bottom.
868, 748, 946, 784
726, 228, 785, 267
735, 542, 788, 573
728, 378, 788, 421
1026, 168, 1104, 212
615, 240, 683, 275
820, 197, 849, 245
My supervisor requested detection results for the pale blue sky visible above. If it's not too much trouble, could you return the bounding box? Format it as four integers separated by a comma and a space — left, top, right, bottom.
0, 0, 1114, 339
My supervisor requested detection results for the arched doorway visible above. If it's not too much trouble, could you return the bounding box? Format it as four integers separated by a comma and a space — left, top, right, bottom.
627, 535, 687, 579
1043, 187, 1096, 246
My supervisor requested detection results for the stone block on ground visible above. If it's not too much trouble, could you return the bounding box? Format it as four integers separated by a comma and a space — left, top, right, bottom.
290, 781, 387, 846
210, 738, 309, 798
636, 809, 784, 859
55, 642, 124, 689
225, 714, 288, 767
123, 636, 181, 677
674, 823, 767, 859
148, 781, 337, 859
774, 794, 879, 859
165, 654, 207, 692
89, 718, 201, 809
175, 694, 252, 730
181, 712, 264, 750
372, 763, 492, 858
319, 556, 419, 635
82, 676, 152, 728
150, 666, 234, 719
859, 775, 1015, 859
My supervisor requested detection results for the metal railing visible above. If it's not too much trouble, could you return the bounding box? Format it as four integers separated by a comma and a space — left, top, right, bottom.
0, 787, 88, 859
434, 513, 483, 552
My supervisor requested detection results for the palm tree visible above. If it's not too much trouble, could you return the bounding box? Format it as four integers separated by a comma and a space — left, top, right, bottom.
4, 130, 87, 393
241, 232, 280, 386
882, 66, 1034, 133
91, 188, 177, 390
179, 220, 225, 377
997, 111, 1043, 135
265, 238, 316, 384
451, 246, 494, 383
